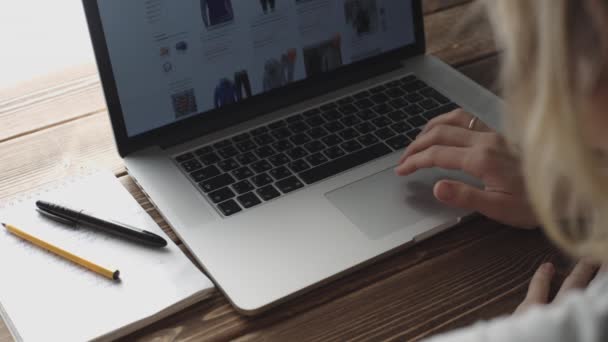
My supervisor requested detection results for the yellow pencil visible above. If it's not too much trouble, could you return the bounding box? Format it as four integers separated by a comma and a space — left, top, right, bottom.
2, 223, 120, 281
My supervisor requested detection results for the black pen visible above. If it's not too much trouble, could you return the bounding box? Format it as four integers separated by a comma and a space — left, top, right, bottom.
36, 200, 168, 248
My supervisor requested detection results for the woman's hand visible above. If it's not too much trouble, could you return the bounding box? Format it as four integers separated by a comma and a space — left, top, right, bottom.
394, 109, 538, 228
515, 261, 605, 314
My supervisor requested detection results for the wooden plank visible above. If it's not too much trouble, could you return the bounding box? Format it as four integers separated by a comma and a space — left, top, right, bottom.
0, 2, 497, 203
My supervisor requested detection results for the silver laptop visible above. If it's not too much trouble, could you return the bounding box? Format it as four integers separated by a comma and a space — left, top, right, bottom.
84, 0, 501, 314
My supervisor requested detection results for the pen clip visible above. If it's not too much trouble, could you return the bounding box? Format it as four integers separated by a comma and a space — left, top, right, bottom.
36, 208, 77, 226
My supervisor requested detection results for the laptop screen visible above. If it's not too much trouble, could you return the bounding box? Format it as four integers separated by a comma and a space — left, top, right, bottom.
97, 0, 416, 137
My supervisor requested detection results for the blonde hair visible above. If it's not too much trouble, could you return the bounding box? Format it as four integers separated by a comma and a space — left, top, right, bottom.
482, 0, 608, 260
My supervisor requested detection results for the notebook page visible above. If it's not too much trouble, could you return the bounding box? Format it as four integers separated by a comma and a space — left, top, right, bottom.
0, 172, 213, 342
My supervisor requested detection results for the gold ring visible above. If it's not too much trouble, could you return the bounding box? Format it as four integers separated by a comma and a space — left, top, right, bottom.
468, 117, 478, 130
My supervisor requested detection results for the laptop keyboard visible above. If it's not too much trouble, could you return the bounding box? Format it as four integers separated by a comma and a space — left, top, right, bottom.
174, 75, 459, 217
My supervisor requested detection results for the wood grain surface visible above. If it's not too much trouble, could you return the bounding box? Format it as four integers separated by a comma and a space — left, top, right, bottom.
0, 1, 570, 341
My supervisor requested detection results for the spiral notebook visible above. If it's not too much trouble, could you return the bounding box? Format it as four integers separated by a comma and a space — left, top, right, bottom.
0, 172, 214, 342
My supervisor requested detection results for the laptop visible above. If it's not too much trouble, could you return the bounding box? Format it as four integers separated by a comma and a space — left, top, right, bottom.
83, 0, 502, 314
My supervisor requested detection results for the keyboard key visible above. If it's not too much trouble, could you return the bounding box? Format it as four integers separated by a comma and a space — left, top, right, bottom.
404, 92, 424, 103
299, 143, 392, 184
370, 93, 390, 104
199, 152, 221, 166
389, 98, 409, 109
251, 126, 269, 136
419, 98, 439, 110
273, 140, 294, 152
232, 166, 254, 180
290, 133, 311, 146
402, 80, 427, 93
286, 114, 304, 123
269, 120, 286, 129
200, 174, 235, 193
236, 140, 257, 152
388, 110, 408, 122
232, 180, 255, 194
322, 134, 343, 147
306, 153, 329, 166
391, 121, 413, 133
304, 140, 326, 153
420, 88, 451, 104
288, 121, 309, 134
305, 115, 325, 127
338, 104, 358, 115
356, 109, 376, 121
372, 103, 393, 115
404, 104, 424, 116
341, 140, 363, 153
372, 117, 392, 128
255, 146, 276, 159
386, 88, 405, 98
252, 173, 273, 187
218, 159, 239, 173
355, 98, 375, 109
386, 135, 411, 150
324, 121, 345, 133
181, 159, 202, 173
358, 134, 379, 146
250, 159, 273, 173
355, 122, 376, 134
236, 152, 258, 165
286, 147, 308, 160
324, 146, 346, 159
321, 102, 338, 111
209, 187, 235, 203
175, 152, 195, 163
275, 176, 304, 194
218, 200, 242, 216
268, 153, 290, 167
272, 127, 292, 140
339, 128, 359, 140
303, 108, 321, 117
374, 127, 397, 140
213, 139, 232, 149
218, 146, 239, 159
307, 126, 328, 139
237, 192, 262, 208
423, 103, 460, 121
254, 133, 275, 146
407, 128, 422, 140
288, 159, 311, 173
353, 90, 371, 99
269, 166, 293, 180
337, 96, 354, 105
194, 146, 213, 156
407, 116, 427, 127
322, 109, 342, 121
257, 185, 281, 201
191, 165, 221, 182
232, 132, 251, 143
386, 80, 401, 88
341, 115, 361, 127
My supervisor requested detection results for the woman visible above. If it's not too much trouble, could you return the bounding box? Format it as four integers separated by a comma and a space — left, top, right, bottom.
395, 1, 608, 340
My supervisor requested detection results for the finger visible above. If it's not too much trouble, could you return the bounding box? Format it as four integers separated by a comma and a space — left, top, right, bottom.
433, 180, 515, 218
400, 125, 479, 163
555, 260, 600, 301
515, 263, 555, 314
395, 146, 470, 176
421, 109, 490, 134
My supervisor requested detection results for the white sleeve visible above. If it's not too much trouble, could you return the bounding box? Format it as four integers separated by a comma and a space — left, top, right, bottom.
423, 276, 608, 342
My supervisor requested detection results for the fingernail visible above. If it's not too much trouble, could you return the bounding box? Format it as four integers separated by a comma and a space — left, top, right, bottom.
542, 263, 554, 274
436, 182, 455, 201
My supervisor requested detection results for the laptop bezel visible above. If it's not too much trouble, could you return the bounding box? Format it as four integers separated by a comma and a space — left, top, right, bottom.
83, 0, 426, 157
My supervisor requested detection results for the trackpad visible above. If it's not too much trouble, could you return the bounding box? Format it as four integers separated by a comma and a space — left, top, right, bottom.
326, 167, 468, 240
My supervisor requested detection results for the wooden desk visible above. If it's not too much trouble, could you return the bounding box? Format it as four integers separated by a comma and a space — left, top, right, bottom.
0, 1, 564, 341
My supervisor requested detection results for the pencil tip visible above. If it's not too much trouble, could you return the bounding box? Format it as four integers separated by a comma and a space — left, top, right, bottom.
1, 223, 5, 228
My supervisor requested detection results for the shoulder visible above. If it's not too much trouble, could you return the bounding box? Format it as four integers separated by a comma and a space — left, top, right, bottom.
424, 273, 608, 342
